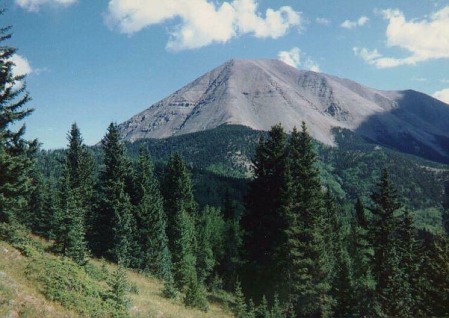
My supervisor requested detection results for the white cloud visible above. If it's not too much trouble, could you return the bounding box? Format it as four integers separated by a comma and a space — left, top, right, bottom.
433, 88, 449, 104
15, 0, 77, 12
10, 54, 33, 77
316, 17, 330, 25
341, 16, 369, 29
278, 47, 320, 72
105, 0, 301, 51
356, 6, 449, 68
278, 47, 301, 68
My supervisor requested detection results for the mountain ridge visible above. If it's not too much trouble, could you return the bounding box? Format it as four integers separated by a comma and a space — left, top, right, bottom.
118, 59, 449, 161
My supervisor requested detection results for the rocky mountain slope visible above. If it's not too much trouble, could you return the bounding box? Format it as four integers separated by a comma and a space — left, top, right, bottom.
118, 59, 449, 161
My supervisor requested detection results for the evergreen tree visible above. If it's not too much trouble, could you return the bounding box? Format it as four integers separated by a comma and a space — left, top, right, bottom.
56, 124, 92, 264
418, 231, 449, 316
26, 168, 56, 236
96, 123, 135, 265
283, 123, 333, 317
161, 153, 201, 290
0, 19, 37, 225
349, 199, 379, 317
107, 265, 130, 318
184, 274, 209, 312
368, 169, 402, 312
196, 205, 225, 285
134, 148, 172, 279
233, 279, 247, 318
172, 205, 197, 290
58, 168, 88, 264
243, 124, 289, 293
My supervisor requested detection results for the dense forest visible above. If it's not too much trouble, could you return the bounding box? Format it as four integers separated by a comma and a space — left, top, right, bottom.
2, 18, 449, 318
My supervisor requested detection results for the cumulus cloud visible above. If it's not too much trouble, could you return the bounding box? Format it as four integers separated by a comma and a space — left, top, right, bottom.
10, 54, 33, 77
105, 0, 301, 51
341, 16, 369, 29
433, 88, 449, 104
15, 0, 77, 12
355, 6, 449, 68
278, 47, 320, 72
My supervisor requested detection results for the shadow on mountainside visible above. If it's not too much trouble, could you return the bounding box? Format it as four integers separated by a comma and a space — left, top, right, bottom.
355, 90, 449, 164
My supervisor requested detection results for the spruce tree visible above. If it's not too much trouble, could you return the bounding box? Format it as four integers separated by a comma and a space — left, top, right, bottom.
418, 232, 449, 316
0, 19, 37, 225
161, 153, 198, 253
368, 169, 402, 311
56, 124, 92, 264
283, 123, 333, 317
349, 198, 379, 317
134, 148, 172, 279
243, 124, 289, 293
161, 153, 201, 290
196, 205, 225, 285
233, 279, 247, 318
96, 123, 135, 265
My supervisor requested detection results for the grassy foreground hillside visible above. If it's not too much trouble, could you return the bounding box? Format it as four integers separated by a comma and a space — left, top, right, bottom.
0, 232, 233, 318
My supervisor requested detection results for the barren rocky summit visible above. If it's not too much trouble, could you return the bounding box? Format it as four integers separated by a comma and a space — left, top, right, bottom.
118, 59, 449, 159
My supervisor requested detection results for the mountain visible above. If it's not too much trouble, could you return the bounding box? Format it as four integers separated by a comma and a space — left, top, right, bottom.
118, 59, 449, 162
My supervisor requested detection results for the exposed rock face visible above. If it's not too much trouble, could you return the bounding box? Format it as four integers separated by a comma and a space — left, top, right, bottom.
118, 59, 449, 158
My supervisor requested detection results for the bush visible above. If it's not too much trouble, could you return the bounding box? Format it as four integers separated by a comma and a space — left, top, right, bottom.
25, 256, 114, 317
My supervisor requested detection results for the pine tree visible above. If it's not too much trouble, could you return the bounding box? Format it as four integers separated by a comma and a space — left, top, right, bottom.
258, 295, 270, 318
243, 124, 290, 293
134, 148, 172, 279
349, 199, 379, 317
172, 206, 197, 290
161, 153, 199, 288
0, 19, 37, 225
368, 169, 402, 312
96, 123, 136, 265
283, 123, 333, 317
233, 279, 247, 318
196, 205, 225, 285
107, 264, 130, 318
56, 124, 93, 264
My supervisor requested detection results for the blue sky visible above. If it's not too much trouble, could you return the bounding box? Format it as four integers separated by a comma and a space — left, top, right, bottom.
4, 0, 449, 148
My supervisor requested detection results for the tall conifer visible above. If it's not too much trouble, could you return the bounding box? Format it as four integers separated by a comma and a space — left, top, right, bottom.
134, 148, 172, 279
96, 123, 135, 265
0, 19, 37, 224
283, 123, 333, 317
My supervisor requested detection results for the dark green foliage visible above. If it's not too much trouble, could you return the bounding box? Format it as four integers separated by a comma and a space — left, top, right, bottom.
161, 154, 199, 289
55, 124, 93, 265
161, 153, 198, 248
233, 279, 247, 318
107, 265, 130, 318
417, 231, 449, 317
171, 206, 197, 290
243, 124, 290, 294
369, 170, 402, 300
96, 123, 136, 265
196, 205, 225, 284
183, 275, 209, 312
283, 124, 333, 317
0, 20, 37, 224
134, 148, 172, 279
349, 199, 379, 317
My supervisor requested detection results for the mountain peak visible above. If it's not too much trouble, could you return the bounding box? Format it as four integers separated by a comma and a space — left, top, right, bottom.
118, 59, 449, 161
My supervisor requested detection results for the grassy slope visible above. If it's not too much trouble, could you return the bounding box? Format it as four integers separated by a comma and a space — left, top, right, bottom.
0, 239, 233, 318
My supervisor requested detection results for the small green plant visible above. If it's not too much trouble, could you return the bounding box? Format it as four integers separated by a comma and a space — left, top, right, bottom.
25, 256, 114, 316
